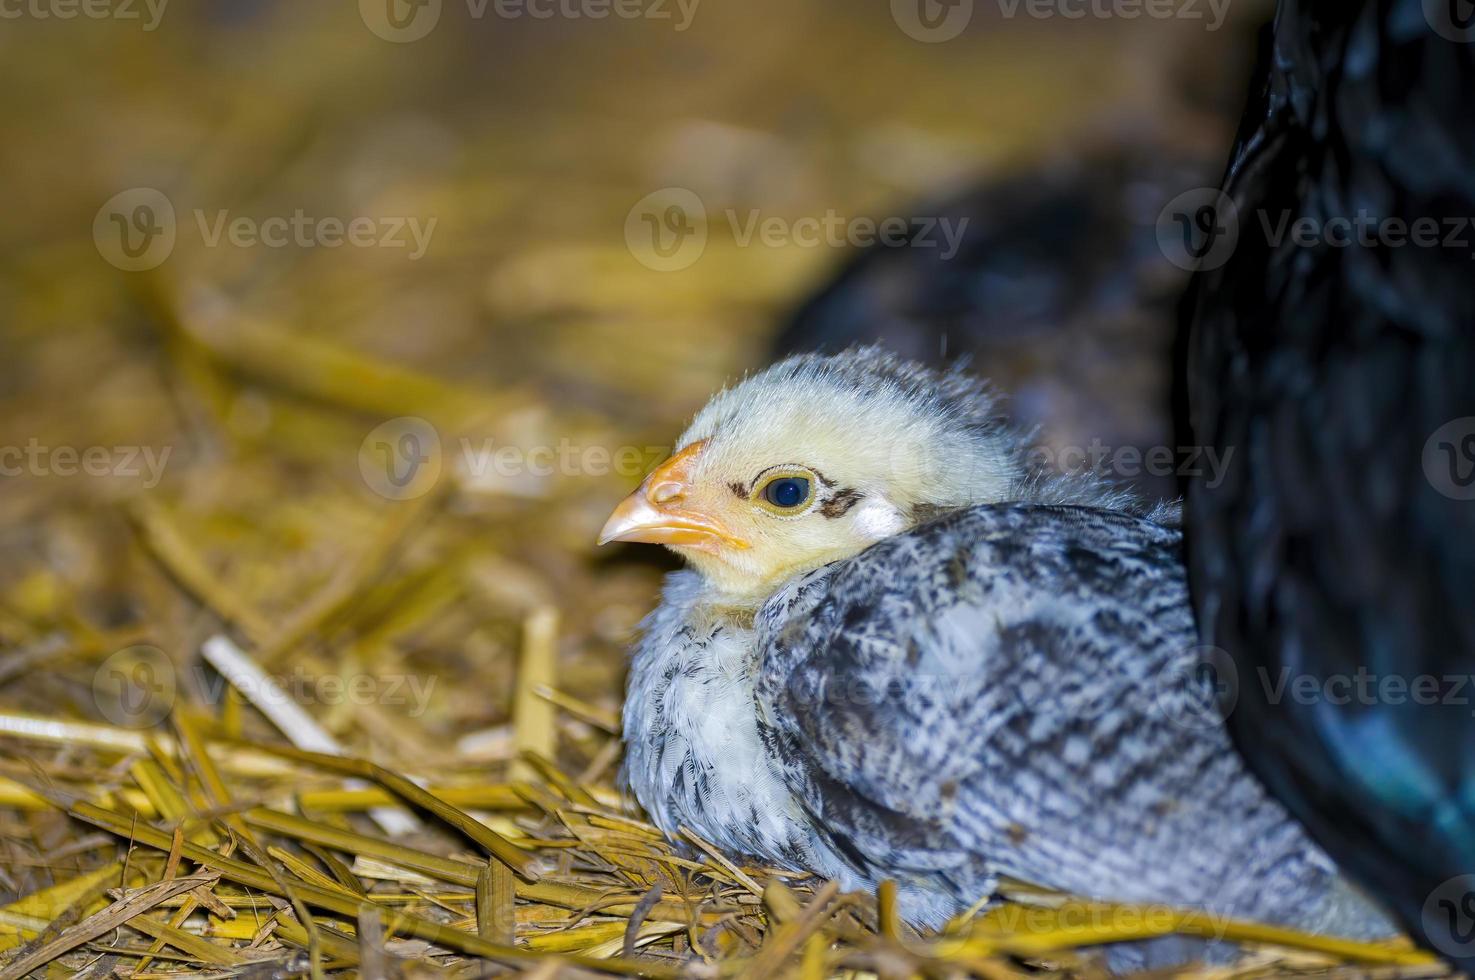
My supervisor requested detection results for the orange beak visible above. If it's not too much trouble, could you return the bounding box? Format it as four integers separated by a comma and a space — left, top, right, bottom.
597, 440, 749, 553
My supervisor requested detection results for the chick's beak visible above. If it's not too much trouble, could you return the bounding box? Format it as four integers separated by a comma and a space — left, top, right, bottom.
597, 440, 748, 553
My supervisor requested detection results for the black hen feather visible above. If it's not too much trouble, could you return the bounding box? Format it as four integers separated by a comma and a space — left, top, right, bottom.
1182, 0, 1475, 967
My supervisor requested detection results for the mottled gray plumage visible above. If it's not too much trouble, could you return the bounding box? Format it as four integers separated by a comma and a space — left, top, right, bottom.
615, 350, 1393, 965
625, 506, 1389, 943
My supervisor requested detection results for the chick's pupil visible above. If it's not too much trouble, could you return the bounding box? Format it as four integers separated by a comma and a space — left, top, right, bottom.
765, 477, 810, 508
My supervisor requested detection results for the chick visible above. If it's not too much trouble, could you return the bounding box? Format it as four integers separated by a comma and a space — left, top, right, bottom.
601, 348, 1392, 952
603, 347, 1167, 602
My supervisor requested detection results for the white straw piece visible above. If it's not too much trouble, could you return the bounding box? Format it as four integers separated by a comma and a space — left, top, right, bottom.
200, 635, 421, 836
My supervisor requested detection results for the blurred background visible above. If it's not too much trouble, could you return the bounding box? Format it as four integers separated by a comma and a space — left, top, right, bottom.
0, 0, 1280, 963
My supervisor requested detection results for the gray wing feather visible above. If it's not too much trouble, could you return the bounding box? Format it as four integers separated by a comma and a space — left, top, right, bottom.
755, 505, 1389, 936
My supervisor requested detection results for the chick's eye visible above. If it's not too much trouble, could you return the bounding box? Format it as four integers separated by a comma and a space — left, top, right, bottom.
762, 477, 811, 509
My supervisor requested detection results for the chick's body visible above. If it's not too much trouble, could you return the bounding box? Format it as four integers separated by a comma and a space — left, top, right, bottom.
607, 350, 1390, 944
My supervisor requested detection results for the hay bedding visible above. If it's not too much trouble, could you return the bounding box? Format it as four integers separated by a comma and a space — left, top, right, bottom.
0, 292, 1442, 977
0, 4, 1448, 976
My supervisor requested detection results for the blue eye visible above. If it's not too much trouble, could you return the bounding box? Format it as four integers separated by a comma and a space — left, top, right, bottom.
762, 477, 811, 509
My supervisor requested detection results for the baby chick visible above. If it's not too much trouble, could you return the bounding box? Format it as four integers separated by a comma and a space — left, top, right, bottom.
601, 348, 1391, 951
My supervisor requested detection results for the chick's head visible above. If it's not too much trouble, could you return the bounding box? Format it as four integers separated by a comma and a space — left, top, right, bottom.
600, 347, 1032, 602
